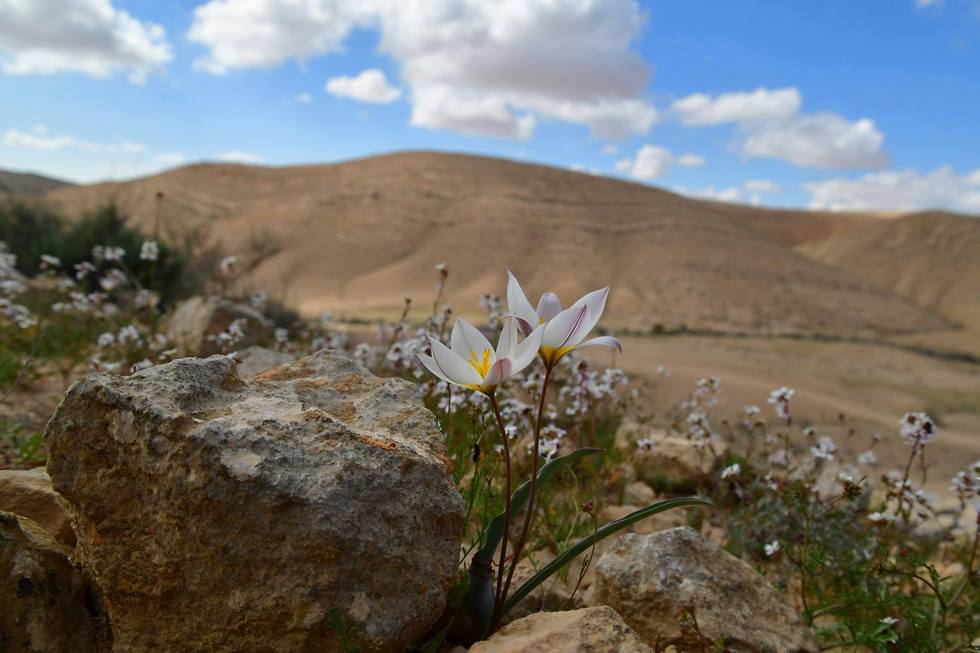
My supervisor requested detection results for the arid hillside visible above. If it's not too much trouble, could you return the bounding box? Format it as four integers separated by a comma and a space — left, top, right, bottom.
42, 151, 977, 338
0, 169, 71, 198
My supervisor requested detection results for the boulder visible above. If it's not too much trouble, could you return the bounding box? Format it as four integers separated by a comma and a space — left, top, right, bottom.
0, 512, 110, 652
233, 345, 299, 377
470, 606, 652, 653
164, 295, 270, 356
0, 467, 75, 547
593, 528, 817, 653
616, 421, 724, 486
45, 351, 464, 652
624, 481, 656, 505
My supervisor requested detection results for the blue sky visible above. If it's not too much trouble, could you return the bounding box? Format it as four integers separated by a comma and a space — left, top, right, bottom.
1, 0, 978, 213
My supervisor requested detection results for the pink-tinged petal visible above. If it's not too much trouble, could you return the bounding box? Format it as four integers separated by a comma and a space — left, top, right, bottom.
567, 287, 608, 346
506, 271, 539, 335
429, 337, 482, 386
501, 313, 535, 337
510, 324, 544, 375
417, 353, 453, 384
536, 292, 562, 322
451, 318, 494, 363
543, 304, 589, 350
576, 335, 623, 353
495, 316, 518, 358
481, 357, 513, 391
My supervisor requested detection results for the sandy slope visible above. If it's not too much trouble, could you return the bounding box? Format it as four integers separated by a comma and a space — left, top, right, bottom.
43, 151, 974, 339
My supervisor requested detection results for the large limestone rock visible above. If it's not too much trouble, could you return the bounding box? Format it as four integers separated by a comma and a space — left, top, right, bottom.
0, 467, 75, 547
0, 512, 110, 652
470, 606, 652, 653
593, 528, 817, 653
165, 294, 270, 355
45, 351, 464, 652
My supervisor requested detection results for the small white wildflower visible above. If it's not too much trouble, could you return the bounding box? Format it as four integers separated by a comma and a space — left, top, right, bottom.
857, 450, 877, 466
219, 255, 238, 276
636, 438, 654, 452
868, 512, 895, 523
117, 324, 141, 345
96, 332, 116, 348
139, 241, 159, 261
880, 616, 899, 626
744, 404, 761, 416
899, 412, 937, 445
721, 463, 741, 480
768, 386, 795, 420
39, 254, 61, 270
811, 436, 837, 461
764, 540, 780, 557
655, 365, 670, 377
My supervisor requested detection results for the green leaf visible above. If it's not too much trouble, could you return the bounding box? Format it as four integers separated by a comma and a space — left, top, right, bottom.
473, 447, 602, 563
503, 496, 713, 613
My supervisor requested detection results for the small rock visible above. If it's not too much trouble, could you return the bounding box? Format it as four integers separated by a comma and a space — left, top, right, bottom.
46, 351, 464, 652
618, 420, 725, 486
593, 528, 817, 653
0, 467, 75, 547
233, 345, 298, 377
470, 606, 652, 653
0, 512, 110, 652
164, 295, 270, 356
624, 481, 656, 505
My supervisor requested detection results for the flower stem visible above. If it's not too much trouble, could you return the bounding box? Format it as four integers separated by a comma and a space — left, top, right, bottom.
497, 364, 553, 627
488, 392, 512, 626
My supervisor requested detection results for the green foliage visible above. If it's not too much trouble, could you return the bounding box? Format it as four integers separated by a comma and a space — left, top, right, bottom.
1, 419, 45, 466
0, 200, 198, 306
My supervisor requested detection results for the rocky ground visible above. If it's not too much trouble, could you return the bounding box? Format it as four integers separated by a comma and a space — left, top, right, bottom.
2, 348, 826, 653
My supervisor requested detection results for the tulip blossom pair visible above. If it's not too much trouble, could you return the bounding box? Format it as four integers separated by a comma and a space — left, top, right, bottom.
505, 272, 621, 368
418, 272, 621, 394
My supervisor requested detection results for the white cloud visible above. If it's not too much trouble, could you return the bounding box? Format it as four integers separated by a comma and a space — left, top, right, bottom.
3, 127, 145, 153
744, 179, 782, 193
601, 144, 619, 156
0, 126, 185, 182
216, 150, 265, 164
739, 113, 887, 170
570, 163, 600, 175
670, 86, 887, 170
293, 92, 313, 104
616, 145, 673, 180
804, 166, 980, 213
677, 153, 705, 167
326, 69, 401, 104
670, 88, 801, 125
0, 0, 171, 83
188, 0, 657, 139
678, 186, 742, 202
615, 144, 704, 179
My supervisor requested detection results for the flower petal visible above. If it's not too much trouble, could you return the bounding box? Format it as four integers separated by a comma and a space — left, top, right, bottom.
481, 357, 513, 391
542, 304, 589, 350
451, 318, 494, 363
510, 324, 545, 375
506, 271, 539, 336
567, 287, 608, 346
576, 335, 622, 353
429, 337, 482, 386
495, 316, 518, 358
536, 292, 562, 322
417, 353, 453, 384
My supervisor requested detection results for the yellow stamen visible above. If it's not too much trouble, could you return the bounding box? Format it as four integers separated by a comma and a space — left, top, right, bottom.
467, 348, 493, 378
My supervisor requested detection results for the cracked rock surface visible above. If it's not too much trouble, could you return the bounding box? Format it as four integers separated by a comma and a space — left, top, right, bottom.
45, 351, 464, 652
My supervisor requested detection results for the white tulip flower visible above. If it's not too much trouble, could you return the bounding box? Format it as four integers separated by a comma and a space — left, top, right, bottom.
418, 316, 543, 395
506, 271, 621, 367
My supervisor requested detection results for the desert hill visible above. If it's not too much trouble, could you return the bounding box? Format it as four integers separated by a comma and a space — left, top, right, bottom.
42, 151, 977, 338
0, 169, 71, 199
